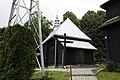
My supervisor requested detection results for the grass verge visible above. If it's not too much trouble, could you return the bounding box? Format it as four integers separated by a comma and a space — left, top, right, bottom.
97, 71, 120, 80
31, 70, 69, 80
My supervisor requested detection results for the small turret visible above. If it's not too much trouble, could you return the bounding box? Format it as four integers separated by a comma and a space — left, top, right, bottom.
53, 15, 60, 30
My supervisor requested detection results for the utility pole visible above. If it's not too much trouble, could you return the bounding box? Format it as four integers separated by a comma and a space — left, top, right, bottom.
8, 0, 44, 76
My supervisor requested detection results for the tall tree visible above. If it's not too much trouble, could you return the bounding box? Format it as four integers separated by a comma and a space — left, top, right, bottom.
25, 12, 53, 40
0, 28, 5, 66
80, 10, 106, 62
63, 11, 80, 27
0, 25, 36, 80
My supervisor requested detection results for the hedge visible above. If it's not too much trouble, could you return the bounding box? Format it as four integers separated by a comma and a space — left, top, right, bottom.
0, 24, 36, 80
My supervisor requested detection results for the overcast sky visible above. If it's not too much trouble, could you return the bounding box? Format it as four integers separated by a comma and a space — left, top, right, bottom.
0, 0, 108, 27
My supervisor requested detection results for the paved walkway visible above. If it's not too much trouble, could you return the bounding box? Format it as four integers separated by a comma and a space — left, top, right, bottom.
72, 68, 95, 75
45, 68, 102, 80
71, 68, 98, 80
72, 76, 97, 80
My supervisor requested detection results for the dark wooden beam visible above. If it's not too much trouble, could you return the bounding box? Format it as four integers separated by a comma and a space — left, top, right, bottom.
64, 33, 66, 66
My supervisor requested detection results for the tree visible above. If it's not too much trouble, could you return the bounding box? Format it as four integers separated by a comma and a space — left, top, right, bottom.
25, 12, 53, 40
63, 11, 80, 27
80, 10, 106, 62
0, 25, 36, 80
0, 28, 5, 66
41, 16, 53, 40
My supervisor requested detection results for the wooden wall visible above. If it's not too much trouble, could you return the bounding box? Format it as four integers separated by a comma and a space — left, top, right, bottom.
84, 50, 94, 64
56, 39, 63, 66
105, 1, 120, 19
65, 48, 94, 65
43, 38, 55, 66
43, 38, 94, 66
105, 22, 120, 63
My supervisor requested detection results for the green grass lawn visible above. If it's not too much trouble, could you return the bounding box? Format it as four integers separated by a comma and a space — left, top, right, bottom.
31, 70, 69, 80
97, 71, 120, 80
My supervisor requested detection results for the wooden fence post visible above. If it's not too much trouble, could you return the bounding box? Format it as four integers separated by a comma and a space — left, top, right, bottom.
70, 64, 72, 80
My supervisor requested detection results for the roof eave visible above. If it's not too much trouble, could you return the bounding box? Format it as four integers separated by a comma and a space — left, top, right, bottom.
100, 0, 110, 10
54, 34, 91, 41
66, 46, 97, 50
99, 16, 120, 29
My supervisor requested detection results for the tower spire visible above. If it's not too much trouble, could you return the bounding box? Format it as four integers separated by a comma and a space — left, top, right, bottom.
53, 15, 60, 30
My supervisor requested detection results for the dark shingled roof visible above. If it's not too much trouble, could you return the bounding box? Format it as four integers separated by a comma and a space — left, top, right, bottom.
99, 16, 120, 28
100, 0, 117, 9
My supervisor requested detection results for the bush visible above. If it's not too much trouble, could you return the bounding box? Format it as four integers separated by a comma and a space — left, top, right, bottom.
106, 61, 116, 72
0, 25, 36, 80
115, 63, 120, 72
106, 60, 120, 72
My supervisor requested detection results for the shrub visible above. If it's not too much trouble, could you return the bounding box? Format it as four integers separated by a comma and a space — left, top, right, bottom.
115, 63, 120, 72
0, 25, 36, 80
106, 60, 120, 72
106, 61, 116, 72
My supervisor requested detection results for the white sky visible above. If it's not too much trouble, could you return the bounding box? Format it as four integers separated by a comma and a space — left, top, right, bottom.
0, 0, 108, 27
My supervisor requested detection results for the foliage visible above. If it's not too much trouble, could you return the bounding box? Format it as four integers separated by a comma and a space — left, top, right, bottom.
106, 61, 120, 72
25, 12, 53, 40
97, 71, 120, 80
31, 70, 69, 80
0, 24, 36, 80
106, 61, 116, 72
80, 10, 106, 62
41, 16, 53, 40
0, 28, 5, 66
63, 11, 80, 27
31, 71, 50, 80
43, 71, 49, 80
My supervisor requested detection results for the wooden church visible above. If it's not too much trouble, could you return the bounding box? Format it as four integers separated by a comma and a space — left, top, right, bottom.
100, 0, 120, 63
43, 17, 97, 67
